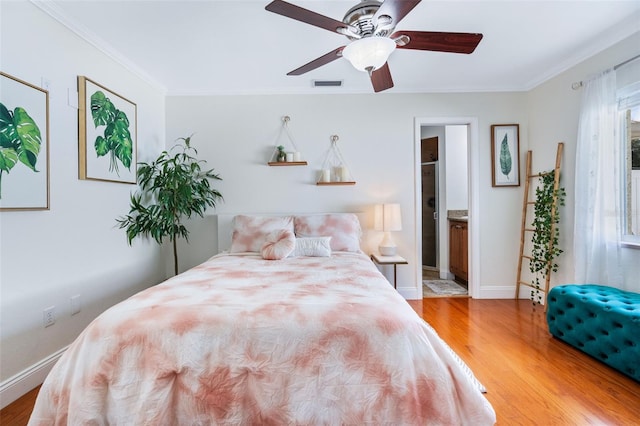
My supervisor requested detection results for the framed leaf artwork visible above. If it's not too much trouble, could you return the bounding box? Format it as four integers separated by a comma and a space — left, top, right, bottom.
491, 124, 520, 187
0, 71, 50, 211
78, 76, 137, 184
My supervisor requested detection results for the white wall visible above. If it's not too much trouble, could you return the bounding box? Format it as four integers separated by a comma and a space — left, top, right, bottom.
444, 125, 469, 210
0, 2, 167, 406
526, 31, 640, 294
420, 126, 445, 143
166, 91, 528, 300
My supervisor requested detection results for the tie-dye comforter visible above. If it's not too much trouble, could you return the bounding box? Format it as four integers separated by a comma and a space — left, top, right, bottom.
29, 252, 495, 425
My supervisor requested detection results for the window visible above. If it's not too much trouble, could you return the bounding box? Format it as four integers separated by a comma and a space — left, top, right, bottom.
617, 59, 640, 244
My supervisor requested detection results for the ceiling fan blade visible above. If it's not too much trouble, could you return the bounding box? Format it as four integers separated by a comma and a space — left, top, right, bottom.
392, 31, 483, 54
374, 0, 422, 27
370, 63, 394, 93
266, 0, 355, 35
287, 46, 345, 76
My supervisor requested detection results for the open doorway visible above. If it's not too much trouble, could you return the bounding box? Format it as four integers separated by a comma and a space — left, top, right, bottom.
414, 118, 479, 299
420, 126, 469, 297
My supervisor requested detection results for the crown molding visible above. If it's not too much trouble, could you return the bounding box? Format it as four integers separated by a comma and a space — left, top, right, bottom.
522, 12, 640, 91
30, 0, 167, 95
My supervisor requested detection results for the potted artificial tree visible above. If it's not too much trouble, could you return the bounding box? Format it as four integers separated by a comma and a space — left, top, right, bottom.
117, 135, 223, 275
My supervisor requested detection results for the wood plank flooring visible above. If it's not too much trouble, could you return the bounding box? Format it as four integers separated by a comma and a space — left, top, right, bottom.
0, 386, 40, 426
2, 298, 638, 425
410, 298, 640, 425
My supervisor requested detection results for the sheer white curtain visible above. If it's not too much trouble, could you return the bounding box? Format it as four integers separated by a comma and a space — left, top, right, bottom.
573, 69, 623, 287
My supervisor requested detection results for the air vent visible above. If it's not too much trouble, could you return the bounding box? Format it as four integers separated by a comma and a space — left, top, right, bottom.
313, 80, 343, 87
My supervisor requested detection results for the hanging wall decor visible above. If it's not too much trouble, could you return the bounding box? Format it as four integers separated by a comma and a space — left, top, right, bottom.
317, 135, 355, 185
0, 71, 50, 211
268, 115, 307, 166
491, 124, 520, 187
78, 76, 137, 184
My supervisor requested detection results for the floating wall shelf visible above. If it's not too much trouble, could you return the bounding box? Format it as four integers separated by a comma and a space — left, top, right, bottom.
316, 181, 356, 186
268, 161, 308, 166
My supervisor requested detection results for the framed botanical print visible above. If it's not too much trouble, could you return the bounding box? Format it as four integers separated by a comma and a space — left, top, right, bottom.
491, 124, 520, 187
0, 71, 50, 210
78, 76, 137, 184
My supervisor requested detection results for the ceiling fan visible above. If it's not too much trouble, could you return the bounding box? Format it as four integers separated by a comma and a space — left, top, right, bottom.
265, 0, 483, 92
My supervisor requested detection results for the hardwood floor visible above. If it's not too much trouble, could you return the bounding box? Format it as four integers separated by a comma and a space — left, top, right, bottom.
2, 298, 638, 425
0, 386, 39, 426
409, 298, 640, 425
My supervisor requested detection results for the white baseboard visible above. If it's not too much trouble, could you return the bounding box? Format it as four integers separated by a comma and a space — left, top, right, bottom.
478, 285, 518, 299
0, 346, 67, 409
398, 286, 421, 300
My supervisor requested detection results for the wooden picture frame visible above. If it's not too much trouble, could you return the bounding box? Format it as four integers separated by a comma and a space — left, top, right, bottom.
0, 71, 50, 211
78, 76, 137, 184
491, 124, 520, 187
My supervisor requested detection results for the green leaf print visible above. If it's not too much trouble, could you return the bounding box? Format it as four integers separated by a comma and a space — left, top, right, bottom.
499, 133, 512, 179
90, 91, 133, 176
0, 102, 42, 199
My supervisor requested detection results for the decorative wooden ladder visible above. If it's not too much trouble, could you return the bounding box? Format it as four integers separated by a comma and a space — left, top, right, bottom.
515, 142, 564, 309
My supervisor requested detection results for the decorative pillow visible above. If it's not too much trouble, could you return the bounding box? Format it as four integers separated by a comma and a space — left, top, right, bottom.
261, 229, 296, 260
230, 215, 294, 253
291, 236, 332, 257
294, 213, 361, 252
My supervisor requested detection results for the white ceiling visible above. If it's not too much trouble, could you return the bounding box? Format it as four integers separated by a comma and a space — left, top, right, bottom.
34, 0, 640, 95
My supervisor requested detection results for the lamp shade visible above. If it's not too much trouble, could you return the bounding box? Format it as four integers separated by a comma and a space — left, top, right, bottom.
342, 37, 396, 73
374, 203, 402, 232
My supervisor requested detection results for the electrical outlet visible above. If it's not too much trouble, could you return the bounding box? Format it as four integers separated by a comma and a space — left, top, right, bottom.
70, 295, 81, 315
43, 306, 56, 327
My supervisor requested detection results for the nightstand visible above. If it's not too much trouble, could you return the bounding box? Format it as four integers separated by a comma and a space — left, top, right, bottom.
370, 253, 408, 289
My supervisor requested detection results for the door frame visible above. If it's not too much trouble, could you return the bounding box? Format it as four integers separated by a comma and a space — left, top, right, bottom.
414, 117, 480, 298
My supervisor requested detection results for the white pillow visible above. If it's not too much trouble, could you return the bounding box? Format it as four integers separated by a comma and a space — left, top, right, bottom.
294, 213, 361, 252
291, 237, 332, 257
230, 215, 294, 253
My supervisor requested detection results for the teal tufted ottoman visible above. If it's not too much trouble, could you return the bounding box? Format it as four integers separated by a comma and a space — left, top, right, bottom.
546, 284, 640, 382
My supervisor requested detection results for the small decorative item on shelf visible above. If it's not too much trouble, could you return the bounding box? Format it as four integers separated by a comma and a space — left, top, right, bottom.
268, 116, 307, 166
317, 135, 355, 185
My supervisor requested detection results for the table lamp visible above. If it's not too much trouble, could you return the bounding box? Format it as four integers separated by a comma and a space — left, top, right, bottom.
374, 203, 402, 256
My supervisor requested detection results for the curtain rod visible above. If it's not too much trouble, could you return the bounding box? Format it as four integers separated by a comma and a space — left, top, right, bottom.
571, 53, 640, 90
614, 53, 640, 70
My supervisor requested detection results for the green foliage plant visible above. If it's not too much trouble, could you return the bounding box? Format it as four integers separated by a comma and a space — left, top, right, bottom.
117, 136, 223, 275
529, 171, 566, 305
90, 91, 133, 176
0, 102, 42, 199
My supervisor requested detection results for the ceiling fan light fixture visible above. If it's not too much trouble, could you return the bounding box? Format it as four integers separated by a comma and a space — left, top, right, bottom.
342, 36, 396, 73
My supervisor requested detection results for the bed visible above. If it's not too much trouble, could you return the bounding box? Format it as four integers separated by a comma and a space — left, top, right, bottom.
29, 213, 495, 425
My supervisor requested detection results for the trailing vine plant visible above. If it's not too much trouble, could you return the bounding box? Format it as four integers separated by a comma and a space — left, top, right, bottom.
529, 171, 566, 305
